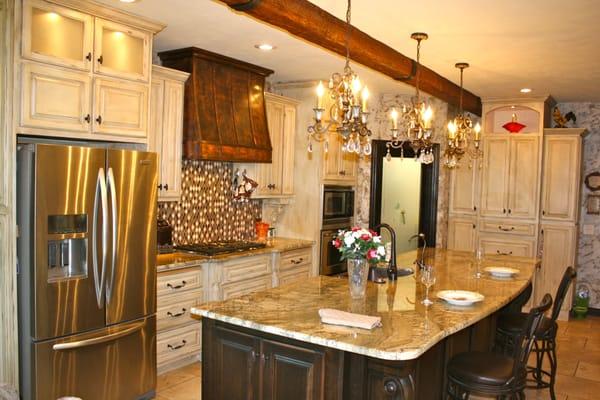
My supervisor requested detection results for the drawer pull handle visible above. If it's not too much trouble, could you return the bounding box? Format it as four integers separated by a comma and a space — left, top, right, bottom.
167, 308, 187, 318
167, 280, 187, 290
291, 258, 304, 265
496, 250, 513, 256
167, 340, 187, 351
498, 226, 515, 232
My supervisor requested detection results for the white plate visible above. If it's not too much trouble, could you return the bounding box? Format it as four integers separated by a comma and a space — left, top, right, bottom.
437, 290, 485, 306
483, 266, 519, 278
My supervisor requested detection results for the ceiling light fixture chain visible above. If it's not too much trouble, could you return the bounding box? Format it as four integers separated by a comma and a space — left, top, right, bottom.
444, 62, 482, 169
385, 32, 435, 164
307, 0, 372, 157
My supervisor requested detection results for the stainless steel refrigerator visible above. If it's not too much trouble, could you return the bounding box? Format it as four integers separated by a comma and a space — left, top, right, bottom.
17, 143, 158, 400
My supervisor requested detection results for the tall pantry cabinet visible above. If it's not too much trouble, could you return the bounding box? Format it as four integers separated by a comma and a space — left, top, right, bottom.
447, 98, 585, 319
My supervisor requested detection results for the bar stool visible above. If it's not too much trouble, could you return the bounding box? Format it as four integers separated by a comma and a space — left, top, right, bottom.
446, 294, 553, 400
495, 267, 576, 400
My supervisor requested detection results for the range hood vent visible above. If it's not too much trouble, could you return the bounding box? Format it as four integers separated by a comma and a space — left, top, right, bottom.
158, 47, 273, 162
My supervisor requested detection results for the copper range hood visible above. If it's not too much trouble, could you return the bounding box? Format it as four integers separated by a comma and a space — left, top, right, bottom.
158, 47, 273, 163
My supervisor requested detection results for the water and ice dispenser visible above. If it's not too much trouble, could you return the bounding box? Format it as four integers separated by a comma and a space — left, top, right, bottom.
47, 214, 88, 282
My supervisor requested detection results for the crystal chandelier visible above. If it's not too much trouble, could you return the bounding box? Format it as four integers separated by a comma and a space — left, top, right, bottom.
386, 33, 435, 164
444, 63, 482, 169
307, 0, 372, 156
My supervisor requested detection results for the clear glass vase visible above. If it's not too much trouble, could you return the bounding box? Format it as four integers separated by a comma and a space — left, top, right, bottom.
347, 258, 369, 299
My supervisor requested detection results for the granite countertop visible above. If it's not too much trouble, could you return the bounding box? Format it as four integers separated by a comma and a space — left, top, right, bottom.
156, 237, 315, 272
191, 249, 539, 361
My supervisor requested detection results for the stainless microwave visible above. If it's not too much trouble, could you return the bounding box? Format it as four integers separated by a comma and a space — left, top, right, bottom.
323, 185, 354, 223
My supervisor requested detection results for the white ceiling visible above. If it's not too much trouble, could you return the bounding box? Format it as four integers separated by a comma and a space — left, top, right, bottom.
99, 0, 600, 102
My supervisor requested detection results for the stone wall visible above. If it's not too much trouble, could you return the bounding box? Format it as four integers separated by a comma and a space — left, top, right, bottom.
556, 102, 600, 308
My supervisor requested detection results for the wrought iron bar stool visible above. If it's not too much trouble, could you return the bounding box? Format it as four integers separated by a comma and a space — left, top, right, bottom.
446, 293, 553, 399
494, 267, 576, 400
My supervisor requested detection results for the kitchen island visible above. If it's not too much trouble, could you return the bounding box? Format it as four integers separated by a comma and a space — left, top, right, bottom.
192, 249, 538, 400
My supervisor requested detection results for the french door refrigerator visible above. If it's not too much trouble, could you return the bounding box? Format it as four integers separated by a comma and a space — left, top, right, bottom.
17, 143, 158, 400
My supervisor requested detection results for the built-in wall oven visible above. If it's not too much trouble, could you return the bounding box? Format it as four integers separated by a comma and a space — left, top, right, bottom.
320, 185, 355, 276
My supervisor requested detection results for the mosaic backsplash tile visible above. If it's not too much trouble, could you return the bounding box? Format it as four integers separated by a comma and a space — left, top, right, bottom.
158, 160, 262, 244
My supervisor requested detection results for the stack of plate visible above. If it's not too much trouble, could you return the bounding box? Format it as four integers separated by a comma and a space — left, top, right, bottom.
437, 290, 485, 306
483, 266, 519, 278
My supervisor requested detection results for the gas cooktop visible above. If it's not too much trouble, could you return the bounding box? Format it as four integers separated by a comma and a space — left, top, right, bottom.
174, 241, 267, 256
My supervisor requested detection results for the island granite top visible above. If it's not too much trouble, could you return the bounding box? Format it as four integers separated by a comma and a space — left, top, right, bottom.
191, 249, 539, 361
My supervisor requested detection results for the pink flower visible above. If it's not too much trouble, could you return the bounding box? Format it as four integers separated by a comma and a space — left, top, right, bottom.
360, 233, 371, 241
367, 249, 378, 260
351, 226, 360, 232
332, 238, 342, 248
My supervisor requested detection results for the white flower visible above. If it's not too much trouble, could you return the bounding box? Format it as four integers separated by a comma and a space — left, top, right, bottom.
377, 246, 386, 256
344, 235, 355, 246
373, 236, 381, 243
352, 231, 360, 239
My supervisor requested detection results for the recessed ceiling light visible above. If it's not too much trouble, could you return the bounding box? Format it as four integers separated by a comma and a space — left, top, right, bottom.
119, 0, 140, 3
520, 88, 532, 93
255, 43, 276, 51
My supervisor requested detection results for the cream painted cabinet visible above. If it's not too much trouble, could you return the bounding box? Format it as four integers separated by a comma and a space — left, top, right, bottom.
539, 224, 578, 318
22, 0, 94, 71
20, 61, 91, 132
93, 18, 150, 82
480, 136, 510, 217
541, 132, 583, 222
447, 217, 477, 252
449, 162, 480, 215
478, 235, 535, 257
149, 65, 188, 202
507, 136, 539, 219
322, 131, 358, 183
92, 77, 148, 138
243, 93, 298, 198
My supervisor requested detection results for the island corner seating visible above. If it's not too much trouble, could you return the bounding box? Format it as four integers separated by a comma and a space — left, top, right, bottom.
192, 249, 538, 400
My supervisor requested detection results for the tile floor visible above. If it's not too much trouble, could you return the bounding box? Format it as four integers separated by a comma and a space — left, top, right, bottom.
156, 316, 600, 400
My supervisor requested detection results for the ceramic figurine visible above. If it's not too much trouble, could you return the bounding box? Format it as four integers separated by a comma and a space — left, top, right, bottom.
552, 107, 577, 128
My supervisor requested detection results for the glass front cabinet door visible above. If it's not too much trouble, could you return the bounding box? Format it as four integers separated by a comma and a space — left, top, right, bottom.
22, 0, 94, 71
94, 18, 150, 82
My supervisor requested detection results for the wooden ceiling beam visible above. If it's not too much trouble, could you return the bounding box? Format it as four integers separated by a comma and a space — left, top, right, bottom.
220, 0, 482, 115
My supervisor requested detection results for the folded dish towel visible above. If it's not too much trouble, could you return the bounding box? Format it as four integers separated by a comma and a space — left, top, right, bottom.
318, 308, 382, 330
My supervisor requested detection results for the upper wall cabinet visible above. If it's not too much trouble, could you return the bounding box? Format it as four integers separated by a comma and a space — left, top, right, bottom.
149, 65, 189, 202
18, 0, 164, 142
322, 131, 358, 184
93, 18, 150, 82
22, 0, 94, 71
449, 161, 480, 215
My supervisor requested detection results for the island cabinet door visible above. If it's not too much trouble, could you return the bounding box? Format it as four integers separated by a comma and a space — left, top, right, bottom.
206, 326, 261, 400
261, 339, 325, 400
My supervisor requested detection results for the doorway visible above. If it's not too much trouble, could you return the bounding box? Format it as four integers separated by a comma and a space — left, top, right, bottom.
369, 140, 439, 250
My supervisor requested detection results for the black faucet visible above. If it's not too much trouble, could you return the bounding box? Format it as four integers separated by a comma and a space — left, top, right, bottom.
374, 223, 398, 281
409, 233, 427, 270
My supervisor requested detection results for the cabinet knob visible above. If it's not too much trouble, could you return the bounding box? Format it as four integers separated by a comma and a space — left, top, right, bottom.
157, 184, 163, 191
508, 209, 512, 214
542, 210, 546, 216
383, 379, 399, 394
164, 184, 169, 191
84, 114, 91, 124
250, 350, 258, 361
85, 52, 92, 61
261, 353, 270, 362
503, 208, 506, 214
95, 115, 102, 125
473, 206, 477, 211
97, 55, 103, 65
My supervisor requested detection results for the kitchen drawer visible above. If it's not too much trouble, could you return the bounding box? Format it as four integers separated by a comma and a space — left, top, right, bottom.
479, 219, 536, 236
157, 322, 201, 368
221, 254, 272, 285
157, 267, 203, 299
479, 235, 536, 258
221, 275, 273, 300
157, 290, 204, 331
278, 266, 310, 286
280, 247, 312, 272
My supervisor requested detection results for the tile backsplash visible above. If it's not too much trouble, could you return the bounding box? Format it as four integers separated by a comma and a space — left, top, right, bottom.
158, 160, 262, 244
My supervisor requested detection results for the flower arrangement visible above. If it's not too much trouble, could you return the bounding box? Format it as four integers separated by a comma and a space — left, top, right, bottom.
332, 226, 386, 263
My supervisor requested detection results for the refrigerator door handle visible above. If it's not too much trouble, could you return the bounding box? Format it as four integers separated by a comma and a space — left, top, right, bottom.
92, 168, 108, 309
106, 167, 118, 305
52, 320, 145, 351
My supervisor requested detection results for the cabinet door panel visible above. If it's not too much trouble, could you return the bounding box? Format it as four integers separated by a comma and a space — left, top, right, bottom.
22, 0, 93, 70
148, 80, 164, 178
21, 62, 91, 132
447, 218, 476, 252
480, 137, 510, 217
159, 80, 184, 200
541, 136, 581, 221
449, 163, 479, 215
507, 136, 539, 219
281, 105, 296, 195
256, 101, 284, 196
93, 77, 148, 138
262, 339, 325, 400
322, 131, 342, 181
94, 18, 150, 82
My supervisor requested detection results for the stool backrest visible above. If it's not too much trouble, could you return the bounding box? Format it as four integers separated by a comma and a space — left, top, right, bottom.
513, 293, 553, 375
550, 266, 577, 322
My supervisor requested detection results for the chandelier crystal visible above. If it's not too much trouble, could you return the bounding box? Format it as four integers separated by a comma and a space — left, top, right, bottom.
444, 62, 482, 169
386, 32, 435, 164
307, 0, 372, 156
